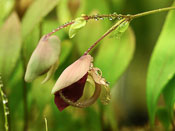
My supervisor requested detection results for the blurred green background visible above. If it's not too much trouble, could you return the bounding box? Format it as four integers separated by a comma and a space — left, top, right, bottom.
0, 0, 174, 130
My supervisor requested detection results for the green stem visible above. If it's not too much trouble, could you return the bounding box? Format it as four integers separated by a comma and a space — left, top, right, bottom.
44, 117, 48, 131
45, 6, 175, 37
131, 6, 175, 19
0, 76, 9, 131
21, 46, 28, 131
84, 18, 128, 55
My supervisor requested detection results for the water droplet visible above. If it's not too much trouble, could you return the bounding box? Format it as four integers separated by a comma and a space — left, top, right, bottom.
3, 99, 8, 104
5, 111, 9, 115
109, 17, 113, 20
94, 14, 99, 21
5, 107, 9, 115
113, 12, 117, 15
100, 17, 104, 20
94, 18, 99, 21
81, 14, 87, 17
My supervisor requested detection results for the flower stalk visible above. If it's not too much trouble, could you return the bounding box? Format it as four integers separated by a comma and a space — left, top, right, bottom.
84, 18, 129, 55
0, 76, 9, 131
131, 6, 175, 19
45, 6, 175, 39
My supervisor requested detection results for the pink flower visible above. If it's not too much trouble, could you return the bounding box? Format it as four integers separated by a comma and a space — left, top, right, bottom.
51, 55, 110, 111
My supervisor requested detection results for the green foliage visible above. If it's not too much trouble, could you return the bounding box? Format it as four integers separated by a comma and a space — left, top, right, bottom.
156, 107, 171, 130
0, 0, 175, 130
75, 19, 105, 54
163, 76, 175, 121
146, 2, 175, 125
0, 12, 21, 83
111, 20, 130, 38
0, 0, 14, 26
22, 0, 59, 38
69, 17, 87, 38
95, 28, 135, 86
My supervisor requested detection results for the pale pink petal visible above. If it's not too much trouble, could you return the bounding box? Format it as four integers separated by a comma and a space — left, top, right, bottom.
25, 35, 61, 82
51, 55, 92, 94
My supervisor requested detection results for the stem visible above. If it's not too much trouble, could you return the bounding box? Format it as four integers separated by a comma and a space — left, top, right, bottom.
21, 47, 28, 131
44, 117, 48, 131
22, 77, 28, 131
0, 76, 9, 131
84, 18, 128, 55
83, 14, 129, 21
59, 83, 101, 108
131, 6, 175, 19
44, 21, 75, 39
44, 6, 175, 38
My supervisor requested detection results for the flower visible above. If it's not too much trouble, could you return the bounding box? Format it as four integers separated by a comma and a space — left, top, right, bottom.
51, 54, 111, 111
25, 35, 61, 83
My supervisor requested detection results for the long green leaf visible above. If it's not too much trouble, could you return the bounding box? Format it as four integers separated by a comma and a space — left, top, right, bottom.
22, 0, 59, 38
146, 2, 175, 125
0, 0, 14, 26
0, 12, 21, 82
163, 76, 175, 120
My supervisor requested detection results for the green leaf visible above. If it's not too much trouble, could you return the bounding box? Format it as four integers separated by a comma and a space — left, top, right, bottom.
156, 107, 171, 130
163, 75, 175, 120
69, 17, 86, 38
75, 16, 105, 54
22, 0, 59, 38
31, 76, 54, 110
95, 28, 135, 86
56, 0, 71, 24
42, 19, 65, 40
59, 40, 73, 64
0, 12, 21, 83
8, 61, 24, 131
0, 0, 14, 25
23, 25, 40, 65
146, 2, 175, 125
110, 20, 130, 38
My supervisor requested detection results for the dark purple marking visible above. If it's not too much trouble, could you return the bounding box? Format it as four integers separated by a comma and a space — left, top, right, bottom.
54, 73, 88, 111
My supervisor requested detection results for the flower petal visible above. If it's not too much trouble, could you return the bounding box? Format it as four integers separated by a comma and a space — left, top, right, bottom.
25, 35, 61, 82
100, 85, 111, 105
51, 55, 92, 94
89, 67, 108, 86
54, 73, 88, 111
41, 60, 59, 84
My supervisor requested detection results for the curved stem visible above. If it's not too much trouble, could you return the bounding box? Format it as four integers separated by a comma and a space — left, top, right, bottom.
45, 6, 175, 39
84, 18, 129, 55
131, 6, 175, 19
59, 84, 101, 108
45, 21, 75, 38
83, 14, 129, 20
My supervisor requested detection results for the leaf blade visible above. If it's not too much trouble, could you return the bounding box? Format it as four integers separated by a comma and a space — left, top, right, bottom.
95, 27, 135, 86
146, 2, 175, 125
0, 12, 22, 82
22, 0, 59, 38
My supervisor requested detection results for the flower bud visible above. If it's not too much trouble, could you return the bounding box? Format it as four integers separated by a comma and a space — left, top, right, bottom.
25, 35, 61, 82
